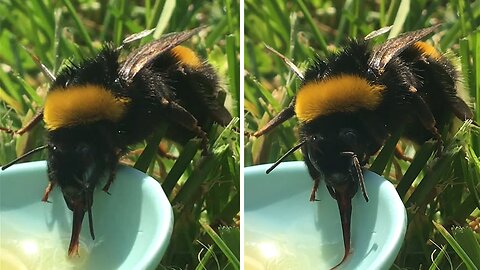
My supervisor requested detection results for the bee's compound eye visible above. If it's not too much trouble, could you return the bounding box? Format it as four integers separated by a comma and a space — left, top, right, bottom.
311, 134, 324, 142
50, 145, 62, 153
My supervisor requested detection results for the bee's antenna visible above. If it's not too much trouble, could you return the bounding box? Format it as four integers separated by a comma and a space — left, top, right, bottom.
266, 139, 307, 174
88, 205, 95, 240
352, 155, 368, 202
1, 144, 50, 170
85, 190, 95, 240
0, 126, 14, 134
341, 151, 368, 202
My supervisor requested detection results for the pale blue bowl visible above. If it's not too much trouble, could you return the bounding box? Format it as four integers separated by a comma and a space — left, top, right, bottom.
0, 161, 173, 270
244, 161, 407, 270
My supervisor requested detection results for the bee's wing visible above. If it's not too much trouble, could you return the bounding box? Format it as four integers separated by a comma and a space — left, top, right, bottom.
368, 25, 440, 75
119, 27, 205, 84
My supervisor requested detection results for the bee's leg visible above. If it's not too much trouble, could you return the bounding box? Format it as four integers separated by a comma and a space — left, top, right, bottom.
0, 110, 43, 135
161, 98, 209, 154
41, 181, 55, 202
392, 158, 404, 180
394, 143, 413, 162
158, 143, 177, 160
411, 93, 443, 146
102, 163, 117, 194
253, 98, 295, 137
303, 148, 322, 202
451, 96, 474, 121
310, 177, 320, 202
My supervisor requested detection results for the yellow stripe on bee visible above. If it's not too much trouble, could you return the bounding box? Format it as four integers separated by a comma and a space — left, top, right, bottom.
44, 85, 129, 130
171, 46, 202, 68
413, 41, 441, 59
295, 75, 385, 122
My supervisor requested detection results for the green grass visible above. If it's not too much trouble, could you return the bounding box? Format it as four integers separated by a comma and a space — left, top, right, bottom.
0, 1, 239, 269
245, 0, 480, 269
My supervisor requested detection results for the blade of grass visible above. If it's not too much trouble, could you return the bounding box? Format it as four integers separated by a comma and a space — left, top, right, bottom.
205, 18, 228, 49
113, 0, 127, 45
244, 73, 282, 111
214, 192, 240, 223
146, 0, 164, 29
31, 0, 54, 31
226, 34, 239, 117
99, 0, 114, 41
218, 226, 240, 259
406, 151, 457, 208
457, 0, 468, 37
464, 147, 480, 209
370, 129, 401, 175
195, 244, 216, 270
133, 122, 168, 172
388, 0, 410, 38
396, 141, 435, 199
428, 245, 447, 270
200, 222, 240, 270
153, 0, 176, 39
224, 0, 237, 38
0, 69, 23, 107
452, 226, 480, 267
433, 221, 479, 270
263, 0, 289, 43
459, 38, 472, 95
294, 0, 328, 51
473, 30, 480, 153
173, 145, 228, 205
60, 0, 95, 54
12, 75, 42, 107
162, 140, 200, 196
0, 87, 22, 114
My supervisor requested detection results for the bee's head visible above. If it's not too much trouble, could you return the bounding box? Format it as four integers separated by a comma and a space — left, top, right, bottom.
47, 139, 108, 202
46, 125, 117, 255
301, 114, 376, 200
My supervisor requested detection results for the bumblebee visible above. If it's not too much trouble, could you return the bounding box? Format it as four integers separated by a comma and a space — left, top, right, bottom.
1, 27, 232, 256
254, 25, 474, 268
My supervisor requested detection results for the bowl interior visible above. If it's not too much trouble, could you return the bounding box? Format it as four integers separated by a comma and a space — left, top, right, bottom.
244, 161, 406, 270
0, 161, 173, 270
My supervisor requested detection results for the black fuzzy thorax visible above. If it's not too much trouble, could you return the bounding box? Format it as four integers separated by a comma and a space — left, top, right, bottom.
303, 40, 371, 83
52, 46, 125, 95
